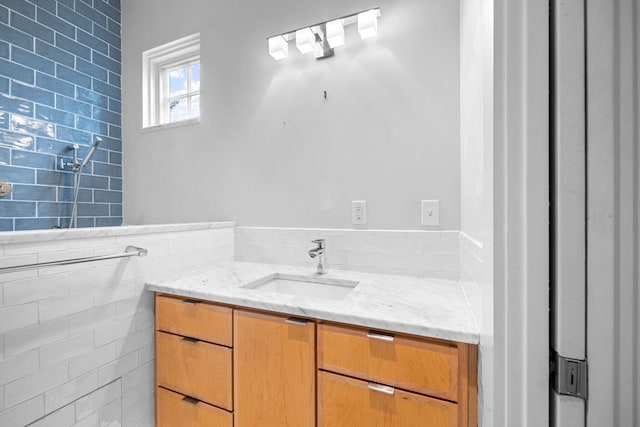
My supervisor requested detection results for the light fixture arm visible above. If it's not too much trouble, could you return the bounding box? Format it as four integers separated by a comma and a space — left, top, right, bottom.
314, 24, 334, 60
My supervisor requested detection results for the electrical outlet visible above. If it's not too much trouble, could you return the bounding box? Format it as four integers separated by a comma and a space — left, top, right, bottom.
352, 200, 367, 225
421, 200, 440, 226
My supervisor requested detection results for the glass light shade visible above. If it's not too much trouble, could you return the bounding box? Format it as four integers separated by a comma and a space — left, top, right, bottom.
326, 19, 345, 48
268, 35, 288, 60
296, 28, 315, 54
358, 10, 378, 39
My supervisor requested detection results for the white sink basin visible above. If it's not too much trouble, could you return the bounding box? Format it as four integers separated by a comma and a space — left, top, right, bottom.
242, 273, 358, 300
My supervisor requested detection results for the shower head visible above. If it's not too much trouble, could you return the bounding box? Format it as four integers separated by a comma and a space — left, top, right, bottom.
80, 137, 101, 170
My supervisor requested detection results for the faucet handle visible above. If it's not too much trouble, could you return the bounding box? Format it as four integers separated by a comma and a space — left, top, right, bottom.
311, 239, 325, 248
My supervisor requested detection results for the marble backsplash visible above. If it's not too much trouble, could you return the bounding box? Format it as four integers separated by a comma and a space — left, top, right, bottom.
235, 227, 460, 280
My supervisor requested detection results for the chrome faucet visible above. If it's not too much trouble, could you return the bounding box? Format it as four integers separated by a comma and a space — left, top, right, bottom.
308, 239, 326, 274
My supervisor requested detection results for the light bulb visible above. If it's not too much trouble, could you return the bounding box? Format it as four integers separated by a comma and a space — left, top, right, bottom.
268, 35, 288, 60
296, 28, 315, 54
358, 9, 378, 39
326, 19, 344, 48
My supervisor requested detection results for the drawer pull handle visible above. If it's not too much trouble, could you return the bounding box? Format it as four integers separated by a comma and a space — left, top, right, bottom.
181, 337, 199, 344
367, 331, 395, 342
285, 317, 309, 326
181, 299, 200, 305
368, 382, 395, 395
181, 396, 200, 405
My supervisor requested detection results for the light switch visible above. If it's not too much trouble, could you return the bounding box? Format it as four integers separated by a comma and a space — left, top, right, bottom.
421, 200, 439, 226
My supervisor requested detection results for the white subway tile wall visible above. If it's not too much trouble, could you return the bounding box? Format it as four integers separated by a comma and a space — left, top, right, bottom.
235, 227, 460, 280
0, 395, 45, 427
30, 404, 76, 427
0, 227, 234, 426
74, 379, 121, 424
459, 231, 483, 330
5, 362, 69, 409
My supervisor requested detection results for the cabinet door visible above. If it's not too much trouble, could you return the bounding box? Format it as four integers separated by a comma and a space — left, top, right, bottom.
318, 371, 457, 427
157, 387, 232, 427
318, 323, 459, 401
234, 310, 315, 427
156, 331, 232, 410
156, 294, 232, 346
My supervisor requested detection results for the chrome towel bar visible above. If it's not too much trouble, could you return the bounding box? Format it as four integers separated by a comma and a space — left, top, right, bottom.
0, 245, 148, 274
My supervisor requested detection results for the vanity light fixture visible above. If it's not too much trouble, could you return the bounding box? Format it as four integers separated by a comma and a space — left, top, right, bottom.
267, 7, 381, 61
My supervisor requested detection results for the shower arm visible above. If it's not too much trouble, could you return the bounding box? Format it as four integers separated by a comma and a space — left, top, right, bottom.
60, 138, 102, 172
60, 144, 80, 172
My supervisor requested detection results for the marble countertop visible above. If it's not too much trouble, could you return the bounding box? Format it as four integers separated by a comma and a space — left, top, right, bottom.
146, 262, 480, 344
0, 221, 235, 244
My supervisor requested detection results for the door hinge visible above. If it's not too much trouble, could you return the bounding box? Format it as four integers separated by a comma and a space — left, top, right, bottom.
551, 350, 588, 400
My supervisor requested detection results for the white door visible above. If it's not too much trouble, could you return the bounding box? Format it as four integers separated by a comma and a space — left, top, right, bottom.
553, 0, 640, 425
585, 0, 640, 425
551, 0, 587, 424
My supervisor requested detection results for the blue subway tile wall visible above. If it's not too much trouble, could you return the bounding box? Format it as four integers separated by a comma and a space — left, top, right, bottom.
0, 0, 121, 231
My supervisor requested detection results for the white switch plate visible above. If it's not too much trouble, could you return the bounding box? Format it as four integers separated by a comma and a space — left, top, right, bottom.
352, 200, 367, 225
421, 200, 440, 226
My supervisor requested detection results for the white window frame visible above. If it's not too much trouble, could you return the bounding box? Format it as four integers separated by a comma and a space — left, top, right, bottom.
142, 33, 200, 129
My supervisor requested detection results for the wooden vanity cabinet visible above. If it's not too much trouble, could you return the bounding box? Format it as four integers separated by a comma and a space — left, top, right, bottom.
155, 294, 233, 427
234, 309, 316, 427
154, 293, 477, 427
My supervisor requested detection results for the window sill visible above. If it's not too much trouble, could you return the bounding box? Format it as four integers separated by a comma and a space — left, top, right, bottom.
141, 118, 200, 133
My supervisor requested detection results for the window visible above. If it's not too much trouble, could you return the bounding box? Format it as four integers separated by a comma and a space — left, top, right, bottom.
142, 33, 200, 129
163, 61, 200, 123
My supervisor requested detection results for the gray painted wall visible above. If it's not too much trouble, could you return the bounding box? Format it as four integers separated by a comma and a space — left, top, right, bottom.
121, 0, 461, 230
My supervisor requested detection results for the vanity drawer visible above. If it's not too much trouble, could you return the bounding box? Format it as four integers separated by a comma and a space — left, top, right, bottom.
155, 294, 232, 346
318, 323, 459, 401
318, 371, 457, 427
157, 387, 232, 427
156, 331, 233, 410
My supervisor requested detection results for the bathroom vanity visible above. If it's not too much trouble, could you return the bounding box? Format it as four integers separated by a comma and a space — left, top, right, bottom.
148, 262, 479, 426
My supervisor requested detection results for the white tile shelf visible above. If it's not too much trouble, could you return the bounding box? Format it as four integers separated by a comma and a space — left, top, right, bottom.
0, 221, 236, 245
